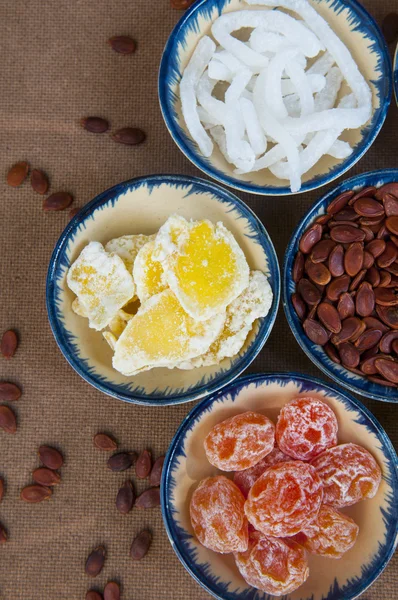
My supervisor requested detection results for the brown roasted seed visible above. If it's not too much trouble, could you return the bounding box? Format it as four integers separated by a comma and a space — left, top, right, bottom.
116, 480, 135, 514
32, 467, 61, 487
386, 216, 398, 236
292, 251, 305, 282
337, 293, 355, 320
349, 186, 377, 204
136, 449, 152, 479
131, 529, 152, 560
317, 303, 341, 334
375, 359, 398, 383
108, 35, 136, 54
375, 182, 398, 200
339, 342, 360, 368
383, 194, 398, 217
107, 452, 136, 472
112, 127, 146, 145
86, 592, 103, 600
353, 197, 384, 218
361, 354, 391, 375
326, 274, 350, 302
376, 305, 398, 329
326, 191, 354, 214
365, 239, 386, 258
363, 251, 374, 270
368, 376, 398, 387
356, 282, 375, 317
135, 487, 161, 509
38, 446, 64, 470
360, 226, 374, 242
303, 318, 329, 346
377, 223, 389, 240
305, 259, 331, 286
0, 406, 17, 434
297, 278, 321, 306
380, 331, 398, 353
30, 169, 49, 195
330, 225, 365, 244
354, 329, 383, 352
6, 161, 29, 187
299, 224, 322, 254
0, 382, 21, 401
374, 287, 398, 306
349, 269, 367, 292
104, 582, 120, 600
292, 293, 307, 320
0, 523, 7, 544
149, 456, 165, 487
379, 271, 392, 288
366, 266, 381, 287
344, 242, 364, 277
20, 485, 52, 503
331, 317, 364, 345
310, 239, 335, 263
377, 242, 398, 268
93, 432, 117, 452
363, 316, 390, 333
80, 117, 109, 133
324, 342, 341, 364
85, 546, 106, 577
393, 340, 398, 354
43, 192, 73, 211
328, 245, 345, 277
1, 331, 18, 359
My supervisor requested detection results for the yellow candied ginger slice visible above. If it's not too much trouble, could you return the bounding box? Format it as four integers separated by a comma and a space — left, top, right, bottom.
133, 240, 168, 303
113, 289, 225, 376
67, 241, 136, 331
103, 331, 117, 351
105, 234, 156, 273
71, 297, 88, 318
155, 216, 250, 321
179, 271, 273, 369
108, 309, 133, 337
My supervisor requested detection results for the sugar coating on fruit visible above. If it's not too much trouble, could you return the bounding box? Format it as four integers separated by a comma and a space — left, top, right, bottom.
67, 241, 136, 331
105, 233, 155, 273
235, 531, 309, 596
133, 240, 168, 303
204, 411, 275, 471
294, 504, 359, 559
190, 475, 248, 554
179, 270, 273, 368
244, 461, 323, 537
112, 289, 225, 376
154, 215, 250, 321
103, 331, 117, 350
276, 396, 338, 461
108, 310, 133, 337
311, 443, 382, 507
233, 446, 290, 497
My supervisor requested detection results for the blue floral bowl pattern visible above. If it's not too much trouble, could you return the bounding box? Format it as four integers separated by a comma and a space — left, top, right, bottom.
161, 372, 398, 600
394, 43, 398, 105
283, 169, 398, 403
159, 0, 391, 196
46, 175, 280, 406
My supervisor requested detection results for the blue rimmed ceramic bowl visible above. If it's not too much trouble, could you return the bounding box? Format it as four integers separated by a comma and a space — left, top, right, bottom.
283, 169, 398, 403
46, 174, 280, 406
159, 0, 391, 196
161, 372, 398, 600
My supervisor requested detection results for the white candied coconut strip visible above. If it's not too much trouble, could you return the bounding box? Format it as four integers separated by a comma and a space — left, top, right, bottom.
208, 58, 232, 81
240, 97, 267, 156
250, 30, 291, 54
213, 50, 247, 74
180, 36, 216, 157
338, 93, 357, 109
270, 128, 342, 178
281, 73, 325, 96
285, 60, 314, 116
265, 47, 303, 120
225, 68, 253, 104
327, 139, 353, 159
197, 106, 222, 128
245, 0, 372, 120
211, 10, 323, 71
314, 66, 343, 111
209, 125, 231, 163
307, 51, 335, 76
254, 69, 301, 191
224, 109, 256, 172
196, 71, 227, 126
236, 144, 286, 174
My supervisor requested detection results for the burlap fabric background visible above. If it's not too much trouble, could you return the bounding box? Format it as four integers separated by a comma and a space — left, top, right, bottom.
0, 0, 397, 598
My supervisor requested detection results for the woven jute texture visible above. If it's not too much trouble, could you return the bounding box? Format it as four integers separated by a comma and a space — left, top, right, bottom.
0, 0, 397, 598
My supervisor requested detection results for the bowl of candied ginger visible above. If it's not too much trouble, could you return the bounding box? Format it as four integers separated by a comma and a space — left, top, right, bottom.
46, 174, 279, 405
161, 372, 398, 599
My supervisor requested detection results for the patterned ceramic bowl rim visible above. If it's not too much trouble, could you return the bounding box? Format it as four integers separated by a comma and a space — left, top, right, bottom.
46, 174, 280, 406
161, 371, 398, 600
283, 168, 398, 403
159, 0, 392, 196
393, 43, 398, 106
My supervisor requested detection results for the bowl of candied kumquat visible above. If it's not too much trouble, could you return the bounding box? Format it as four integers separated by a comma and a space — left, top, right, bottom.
161, 373, 398, 600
